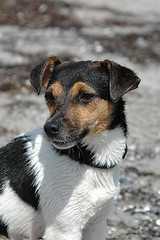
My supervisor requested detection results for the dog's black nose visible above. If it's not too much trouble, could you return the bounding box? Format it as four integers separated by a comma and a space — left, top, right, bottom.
44, 121, 62, 138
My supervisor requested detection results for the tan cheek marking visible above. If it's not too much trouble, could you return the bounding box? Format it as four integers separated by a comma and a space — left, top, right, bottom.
67, 98, 113, 136
88, 99, 113, 135
46, 82, 63, 116
45, 102, 57, 116
70, 82, 96, 98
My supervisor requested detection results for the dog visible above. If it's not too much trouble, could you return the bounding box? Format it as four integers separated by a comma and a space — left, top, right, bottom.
0, 56, 140, 240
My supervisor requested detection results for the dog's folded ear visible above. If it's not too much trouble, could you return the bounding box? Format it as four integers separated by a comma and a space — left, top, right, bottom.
104, 60, 141, 102
30, 56, 62, 94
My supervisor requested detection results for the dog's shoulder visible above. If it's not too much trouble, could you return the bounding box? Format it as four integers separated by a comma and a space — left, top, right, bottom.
0, 129, 48, 209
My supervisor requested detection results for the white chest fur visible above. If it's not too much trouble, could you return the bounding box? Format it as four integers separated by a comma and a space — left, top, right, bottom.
23, 128, 125, 239
0, 127, 125, 240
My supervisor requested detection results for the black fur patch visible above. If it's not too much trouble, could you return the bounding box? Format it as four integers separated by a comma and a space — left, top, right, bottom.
0, 219, 8, 238
122, 145, 128, 159
108, 98, 127, 135
0, 137, 39, 210
109, 61, 140, 102
48, 62, 110, 100
56, 143, 118, 169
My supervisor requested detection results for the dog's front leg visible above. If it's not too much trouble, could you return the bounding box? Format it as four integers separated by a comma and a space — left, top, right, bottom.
82, 199, 114, 240
43, 225, 82, 240
82, 216, 107, 240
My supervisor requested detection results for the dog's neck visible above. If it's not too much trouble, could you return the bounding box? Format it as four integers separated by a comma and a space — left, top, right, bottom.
56, 126, 127, 169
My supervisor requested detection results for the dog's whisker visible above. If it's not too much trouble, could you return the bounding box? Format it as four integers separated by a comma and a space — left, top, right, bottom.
76, 144, 83, 159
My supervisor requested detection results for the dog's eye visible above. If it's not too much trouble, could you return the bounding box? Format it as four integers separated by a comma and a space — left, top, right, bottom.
78, 92, 96, 103
45, 92, 55, 104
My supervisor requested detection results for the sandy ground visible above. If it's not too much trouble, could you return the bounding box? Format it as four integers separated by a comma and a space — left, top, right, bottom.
0, 0, 160, 239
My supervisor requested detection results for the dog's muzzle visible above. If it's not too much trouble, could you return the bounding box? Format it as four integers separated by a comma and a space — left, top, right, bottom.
44, 120, 77, 149
44, 119, 90, 150
44, 121, 62, 139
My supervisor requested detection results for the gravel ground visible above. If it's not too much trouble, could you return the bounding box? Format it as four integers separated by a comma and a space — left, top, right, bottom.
0, 0, 160, 239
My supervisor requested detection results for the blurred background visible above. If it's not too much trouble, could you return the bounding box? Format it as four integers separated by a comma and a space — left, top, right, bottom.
0, 0, 160, 239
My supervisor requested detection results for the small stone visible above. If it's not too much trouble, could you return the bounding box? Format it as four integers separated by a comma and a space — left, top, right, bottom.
123, 205, 134, 212
129, 145, 136, 151
134, 207, 142, 213
156, 219, 160, 226
128, 155, 135, 161
154, 209, 160, 215
136, 153, 142, 160
157, 190, 160, 195
39, 4, 48, 13
143, 204, 151, 213
155, 146, 160, 154
17, 11, 24, 20
94, 41, 103, 53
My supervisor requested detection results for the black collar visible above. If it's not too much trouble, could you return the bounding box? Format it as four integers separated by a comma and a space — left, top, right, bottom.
54, 143, 126, 169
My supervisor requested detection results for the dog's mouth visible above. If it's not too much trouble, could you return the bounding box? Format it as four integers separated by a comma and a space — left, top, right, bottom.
44, 128, 89, 150
43, 132, 75, 149
51, 140, 76, 150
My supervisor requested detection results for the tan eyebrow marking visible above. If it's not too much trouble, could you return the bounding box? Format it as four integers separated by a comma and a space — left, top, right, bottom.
70, 81, 96, 98
47, 82, 63, 99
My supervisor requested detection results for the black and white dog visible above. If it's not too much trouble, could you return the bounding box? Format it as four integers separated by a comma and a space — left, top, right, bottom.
0, 56, 140, 240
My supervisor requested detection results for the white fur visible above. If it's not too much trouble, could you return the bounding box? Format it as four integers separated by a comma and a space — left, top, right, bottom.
82, 127, 126, 167
0, 127, 126, 240
0, 181, 44, 240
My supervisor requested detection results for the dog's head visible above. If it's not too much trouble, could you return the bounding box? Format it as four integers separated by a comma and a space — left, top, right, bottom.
30, 56, 140, 150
